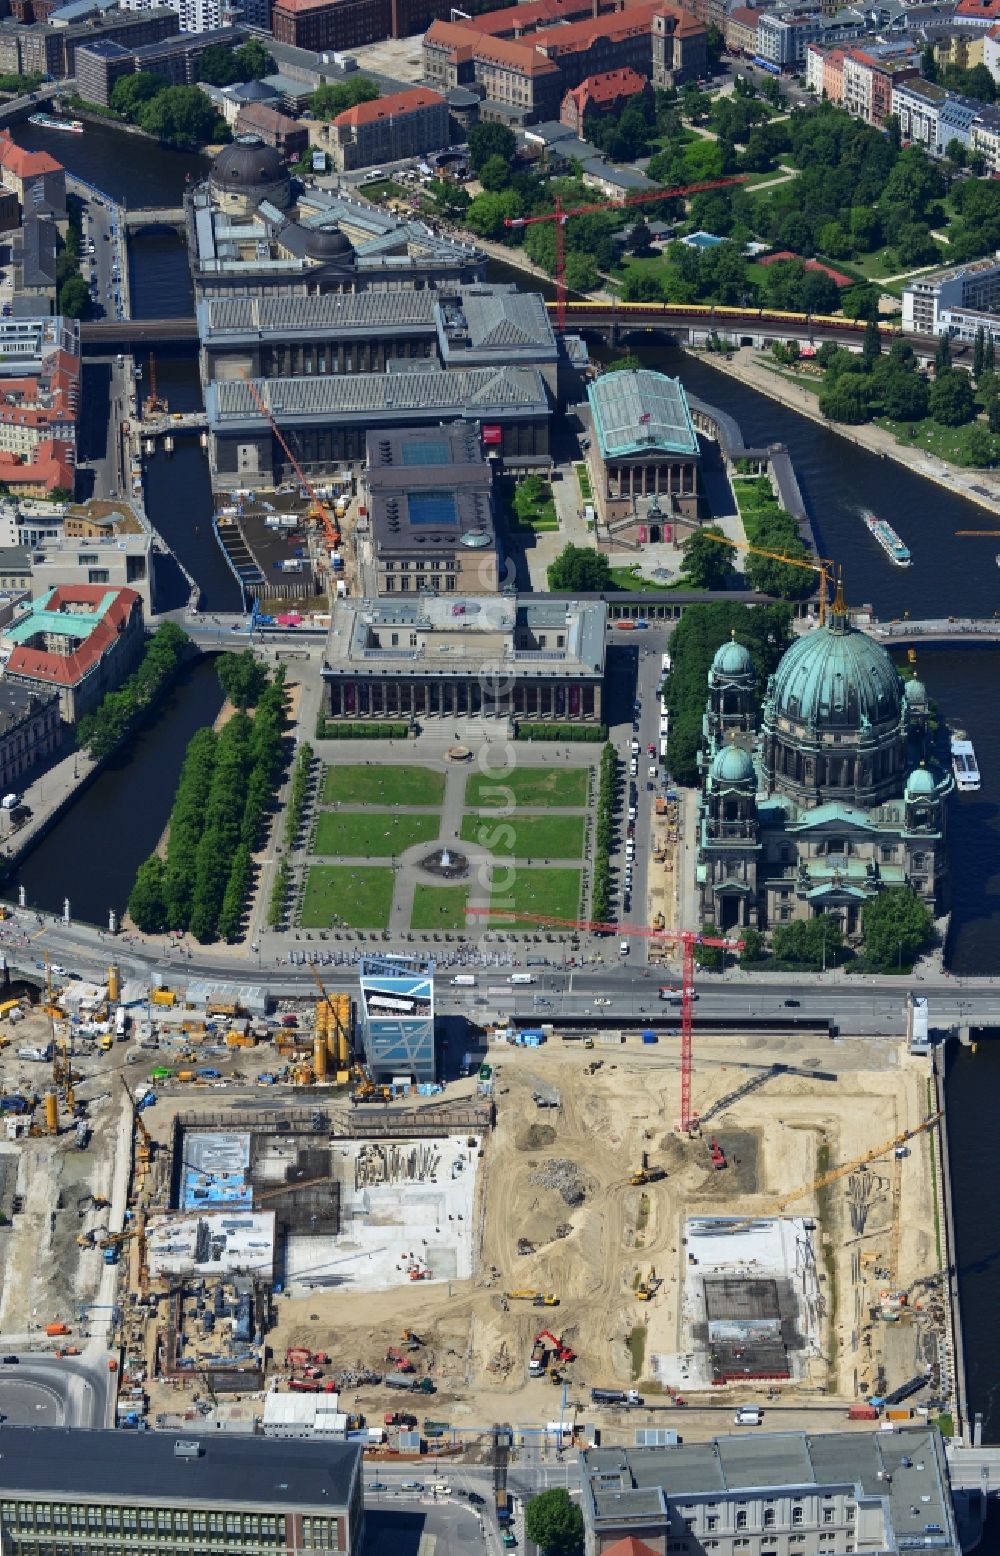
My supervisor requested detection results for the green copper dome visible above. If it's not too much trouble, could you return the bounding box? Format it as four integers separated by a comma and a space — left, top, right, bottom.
711, 745, 756, 786
904, 677, 927, 703
712, 633, 754, 679
906, 763, 936, 797
770, 619, 902, 732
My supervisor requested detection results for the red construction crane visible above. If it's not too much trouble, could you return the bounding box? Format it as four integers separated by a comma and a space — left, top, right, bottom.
504, 176, 747, 333
243, 379, 341, 551
466, 909, 742, 1132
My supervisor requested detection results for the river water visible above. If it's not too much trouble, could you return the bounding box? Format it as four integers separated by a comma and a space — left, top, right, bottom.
7, 655, 223, 924
19, 136, 1000, 1433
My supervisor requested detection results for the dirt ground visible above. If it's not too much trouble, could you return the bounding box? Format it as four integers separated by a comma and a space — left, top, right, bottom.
262, 1029, 941, 1431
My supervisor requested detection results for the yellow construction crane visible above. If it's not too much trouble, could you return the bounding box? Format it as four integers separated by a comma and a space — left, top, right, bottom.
120, 1074, 154, 1163
698, 531, 837, 626
727, 1114, 942, 1233
99, 1230, 138, 1251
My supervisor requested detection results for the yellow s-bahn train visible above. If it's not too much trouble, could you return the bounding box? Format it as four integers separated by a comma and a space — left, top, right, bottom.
551, 300, 903, 334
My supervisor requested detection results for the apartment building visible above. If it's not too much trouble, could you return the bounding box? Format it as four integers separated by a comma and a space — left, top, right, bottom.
903, 251, 1000, 332
580, 1429, 959, 1556
756, 10, 826, 67
0, 680, 61, 792
892, 73, 1000, 164
330, 86, 449, 171
726, 4, 763, 54
838, 41, 919, 122
984, 20, 1000, 77
0, 316, 79, 496
954, 0, 1000, 26
270, 0, 389, 51
0, 7, 179, 77
0, 134, 65, 218
0, 1427, 365, 1556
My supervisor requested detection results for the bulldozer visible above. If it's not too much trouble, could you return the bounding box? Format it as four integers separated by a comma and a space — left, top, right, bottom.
629, 1152, 666, 1187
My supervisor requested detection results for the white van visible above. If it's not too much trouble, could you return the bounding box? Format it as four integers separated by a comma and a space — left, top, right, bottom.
619, 940, 630, 957
510, 973, 535, 985
452, 974, 476, 986
734, 1407, 763, 1426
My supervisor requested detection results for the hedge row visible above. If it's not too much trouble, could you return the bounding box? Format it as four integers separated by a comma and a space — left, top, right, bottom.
516, 723, 608, 742
316, 718, 409, 740
267, 858, 291, 930
591, 741, 617, 923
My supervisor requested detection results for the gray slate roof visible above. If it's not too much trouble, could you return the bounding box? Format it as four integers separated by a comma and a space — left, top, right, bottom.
460, 287, 550, 350
201, 290, 438, 337
209, 366, 548, 425
0, 1426, 361, 1509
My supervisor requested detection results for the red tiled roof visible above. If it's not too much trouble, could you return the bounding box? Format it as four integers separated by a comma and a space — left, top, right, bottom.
955, 0, 1000, 16
0, 439, 73, 493
0, 131, 62, 180
471, 0, 652, 33
534, 2, 660, 52
7, 586, 141, 689
564, 65, 649, 111
333, 87, 445, 127
602, 1539, 663, 1556
762, 250, 855, 287
729, 5, 761, 24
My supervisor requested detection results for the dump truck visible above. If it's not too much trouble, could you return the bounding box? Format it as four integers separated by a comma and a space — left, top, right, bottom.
45, 1323, 70, 1338
591, 1387, 642, 1406
385, 1372, 435, 1392
529, 1338, 547, 1378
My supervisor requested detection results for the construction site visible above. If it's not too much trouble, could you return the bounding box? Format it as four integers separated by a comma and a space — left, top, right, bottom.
0, 949, 954, 1451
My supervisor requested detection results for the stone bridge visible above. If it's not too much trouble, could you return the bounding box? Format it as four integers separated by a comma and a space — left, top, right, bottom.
867, 617, 1000, 645
122, 207, 187, 231
0, 84, 60, 130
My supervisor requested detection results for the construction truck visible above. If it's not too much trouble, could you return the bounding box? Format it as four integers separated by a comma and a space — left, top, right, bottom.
630, 1152, 666, 1186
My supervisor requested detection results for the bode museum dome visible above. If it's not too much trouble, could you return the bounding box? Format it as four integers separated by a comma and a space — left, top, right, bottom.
695, 595, 951, 940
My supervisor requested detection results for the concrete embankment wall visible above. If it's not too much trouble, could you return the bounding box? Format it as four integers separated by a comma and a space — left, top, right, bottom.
687, 392, 819, 556
933, 1048, 970, 1442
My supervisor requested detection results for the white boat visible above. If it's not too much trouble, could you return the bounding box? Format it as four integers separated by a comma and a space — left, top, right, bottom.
863, 510, 911, 566
951, 731, 980, 792
27, 113, 83, 133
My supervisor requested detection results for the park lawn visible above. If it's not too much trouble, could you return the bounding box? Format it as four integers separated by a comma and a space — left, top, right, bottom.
617, 253, 669, 285
460, 812, 585, 859
575, 463, 593, 502
465, 766, 588, 809
321, 764, 445, 807
488, 867, 583, 925
877, 415, 998, 467
301, 865, 394, 929
358, 179, 407, 202
756, 363, 823, 395
609, 564, 675, 592
314, 811, 440, 857
410, 885, 471, 931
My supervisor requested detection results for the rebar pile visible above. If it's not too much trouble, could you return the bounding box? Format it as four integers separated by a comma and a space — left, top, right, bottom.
846, 1168, 884, 1236
355, 1142, 441, 1189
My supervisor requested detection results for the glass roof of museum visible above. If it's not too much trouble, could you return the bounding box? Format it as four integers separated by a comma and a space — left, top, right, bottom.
588, 369, 700, 459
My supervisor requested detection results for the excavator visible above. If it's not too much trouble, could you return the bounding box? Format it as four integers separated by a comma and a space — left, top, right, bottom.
120, 1074, 154, 1165
636, 1267, 663, 1302
505, 1289, 559, 1306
